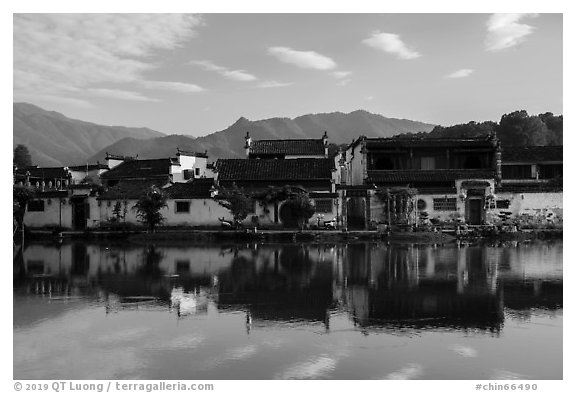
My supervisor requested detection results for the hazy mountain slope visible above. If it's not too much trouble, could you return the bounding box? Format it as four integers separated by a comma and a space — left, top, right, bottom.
13, 103, 164, 166
89, 111, 436, 163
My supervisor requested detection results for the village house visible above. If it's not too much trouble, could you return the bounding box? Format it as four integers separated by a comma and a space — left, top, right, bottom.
340, 134, 502, 228
492, 145, 563, 226
214, 133, 340, 227
340, 134, 563, 228
68, 163, 109, 183
16, 135, 562, 231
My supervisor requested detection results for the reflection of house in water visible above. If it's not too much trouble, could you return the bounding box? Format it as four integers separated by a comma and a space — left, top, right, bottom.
216, 244, 335, 326
15, 241, 562, 329
334, 243, 562, 332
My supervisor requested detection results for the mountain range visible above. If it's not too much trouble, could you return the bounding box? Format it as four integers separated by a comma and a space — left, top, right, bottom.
14, 103, 436, 166
14, 103, 164, 166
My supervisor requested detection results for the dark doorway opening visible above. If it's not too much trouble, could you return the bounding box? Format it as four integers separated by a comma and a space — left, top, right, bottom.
72, 197, 88, 230
346, 197, 366, 229
279, 202, 299, 228
467, 199, 483, 225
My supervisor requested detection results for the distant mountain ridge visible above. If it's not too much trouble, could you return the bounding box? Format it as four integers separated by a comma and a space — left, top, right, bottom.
88, 110, 436, 163
13, 103, 165, 166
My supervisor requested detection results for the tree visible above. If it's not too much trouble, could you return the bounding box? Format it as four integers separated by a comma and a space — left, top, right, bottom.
13, 144, 32, 168
281, 191, 315, 230
498, 110, 549, 146
539, 112, 563, 145
133, 186, 167, 232
216, 184, 253, 227
13, 184, 35, 233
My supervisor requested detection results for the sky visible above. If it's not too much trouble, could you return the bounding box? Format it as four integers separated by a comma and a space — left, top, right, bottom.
13, 13, 563, 137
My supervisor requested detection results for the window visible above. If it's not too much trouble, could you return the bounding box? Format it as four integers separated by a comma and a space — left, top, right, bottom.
496, 200, 511, 209
28, 200, 45, 212
502, 165, 533, 179
433, 198, 457, 211
421, 157, 436, 170
175, 201, 191, 213
246, 200, 256, 214
195, 167, 200, 176
314, 199, 333, 213
176, 260, 190, 275
539, 164, 562, 179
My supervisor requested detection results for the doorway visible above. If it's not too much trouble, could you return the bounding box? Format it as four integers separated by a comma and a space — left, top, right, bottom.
467, 198, 483, 225
346, 197, 366, 229
72, 197, 88, 230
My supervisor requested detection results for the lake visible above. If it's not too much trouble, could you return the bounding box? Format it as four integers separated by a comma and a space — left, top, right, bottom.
13, 239, 562, 380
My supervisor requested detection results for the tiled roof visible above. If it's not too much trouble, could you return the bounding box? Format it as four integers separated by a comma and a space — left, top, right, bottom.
216, 158, 335, 181
164, 179, 215, 199
250, 139, 326, 156
502, 146, 563, 163
363, 136, 496, 149
496, 182, 562, 193
367, 169, 495, 183
101, 158, 173, 180
98, 179, 169, 200
14, 166, 70, 179
69, 163, 109, 171
177, 148, 208, 158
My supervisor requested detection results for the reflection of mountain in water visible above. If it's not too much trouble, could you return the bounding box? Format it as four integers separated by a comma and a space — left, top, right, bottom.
14, 240, 562, 333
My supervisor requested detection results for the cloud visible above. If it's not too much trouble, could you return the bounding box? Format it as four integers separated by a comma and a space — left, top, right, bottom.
139, 80, 206, 93
87, 88, 160, 102
485, 13, 539, 51
445, 69, 475, 79
363, 32, 421, 59
257, 80, 293, 88
331, 71, 352, 79
190, 60, 257, 82
268, 46, 337, 70
336, 78, 352, 87
13, 14, 203, 104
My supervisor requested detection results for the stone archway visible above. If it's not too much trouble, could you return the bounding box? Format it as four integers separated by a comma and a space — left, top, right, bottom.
279, 202, 299, 228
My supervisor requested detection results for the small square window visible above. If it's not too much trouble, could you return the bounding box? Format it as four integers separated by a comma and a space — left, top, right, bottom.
28, 200, 45, 212
496, 200, 511, 209
175, 201, 191, 213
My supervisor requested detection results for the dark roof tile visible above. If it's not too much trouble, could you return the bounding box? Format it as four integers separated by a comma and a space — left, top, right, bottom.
367, 169, 495, 183
98, 179, 169, 200
216, 158, 335, 181
364, 136, 496, 149
250, 139, 326, 156
14, 166, 70, 179
101, 158, 173, 179
164, 179, 215, 199
68, 163, 109, 171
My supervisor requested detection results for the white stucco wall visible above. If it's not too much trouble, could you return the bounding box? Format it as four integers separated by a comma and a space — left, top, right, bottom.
347, 143, 365, 185
163, 199, 233, 226
486, 192, 563, 224
24, 198, 73, 228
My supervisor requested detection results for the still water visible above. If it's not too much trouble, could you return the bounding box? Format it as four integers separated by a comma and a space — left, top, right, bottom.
13, 239, 562, 380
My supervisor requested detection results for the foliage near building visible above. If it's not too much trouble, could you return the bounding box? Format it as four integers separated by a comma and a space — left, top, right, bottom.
133, 186, 167, 232
216, 184, 254, 227
13, 144, 32, 168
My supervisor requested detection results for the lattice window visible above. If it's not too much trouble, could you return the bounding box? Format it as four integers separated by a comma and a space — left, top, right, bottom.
315, 199, 333, 213
496, 200, 511, 209
433, 198, 457, 211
